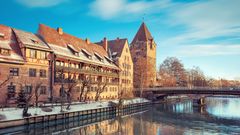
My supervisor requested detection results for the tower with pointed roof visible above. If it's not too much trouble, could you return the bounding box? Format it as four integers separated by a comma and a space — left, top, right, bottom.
130, 22, 157, 89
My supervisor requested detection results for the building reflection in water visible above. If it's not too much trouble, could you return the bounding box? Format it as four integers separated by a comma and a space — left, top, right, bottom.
28, 98, 240, 135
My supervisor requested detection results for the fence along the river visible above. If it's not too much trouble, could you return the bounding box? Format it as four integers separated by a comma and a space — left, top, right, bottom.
0, 102, 151, 134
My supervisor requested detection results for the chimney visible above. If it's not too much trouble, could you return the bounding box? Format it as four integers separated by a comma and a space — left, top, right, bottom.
103, 37, 108, 51
85, 38, 90, 44
57, 27, 63, 35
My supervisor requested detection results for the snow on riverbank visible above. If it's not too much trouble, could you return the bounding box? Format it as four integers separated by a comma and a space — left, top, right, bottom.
0, 98, 149, 122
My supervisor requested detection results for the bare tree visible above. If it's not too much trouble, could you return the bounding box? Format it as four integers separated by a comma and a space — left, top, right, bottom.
186, 66, 207, 87
95, 78, 107, 101
158, 71, 176, 87
79, 76, 92, 102
54, 67, 70, 112
33, 82, 43, 107
83, 85, 91, 102
159, 57, 187, 87
0, 75, 12, 88
117, 86, 124, 108
66, 79, 77, 110
134, 57, 147, 97
0, 75, 13, 107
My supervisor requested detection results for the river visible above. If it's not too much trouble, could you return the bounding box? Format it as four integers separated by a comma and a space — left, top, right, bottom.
4, 97, 240, 135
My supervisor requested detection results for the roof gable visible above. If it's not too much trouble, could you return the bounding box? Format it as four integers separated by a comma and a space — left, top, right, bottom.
131, 22, 153, 44
13, 29, 51, 51
107, 38, 128, 59
0, 25, 24, 63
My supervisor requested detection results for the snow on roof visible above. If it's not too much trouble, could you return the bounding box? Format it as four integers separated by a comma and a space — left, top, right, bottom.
82, 49, 92, 56
49, 44, 118, 69
112, 52, 118, 56
38, 24, 119, 70
0, 25, 24, 63
0, 41, 11, 50
13, 29, 51, 51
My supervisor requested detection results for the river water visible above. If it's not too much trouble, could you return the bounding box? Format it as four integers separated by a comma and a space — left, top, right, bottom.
5, 97, 240, 135
53, 97, 240, 135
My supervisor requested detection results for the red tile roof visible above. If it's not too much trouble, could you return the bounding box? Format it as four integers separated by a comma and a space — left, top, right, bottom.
13, 29, 51, 51
98, 38, 128, 59
38, 24, 118, 69
131, 22, 153, 44
38, 24, 108, 57
0, 25, 24, 64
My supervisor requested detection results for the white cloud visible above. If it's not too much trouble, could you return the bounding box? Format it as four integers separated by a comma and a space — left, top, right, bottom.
174, 44, 240, 57
16, 0, 68, 8
164, 0, 240, 46
89, 0, 171, 20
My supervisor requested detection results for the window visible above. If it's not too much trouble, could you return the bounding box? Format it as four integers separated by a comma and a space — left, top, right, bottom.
7, 83, 16, 98
0, 49, 10, 55
56, 61, 60, 66
25, 85, 32, 94
40, 51, 47, 59
126, 48, 128, 53
29, 68, 36, 77
0, 33, 4, 38
40, 69, 47, 78
9, 68, 19, 76
40, 86, 47, 94
30, 49, 37, 58
91, 87, 94, 91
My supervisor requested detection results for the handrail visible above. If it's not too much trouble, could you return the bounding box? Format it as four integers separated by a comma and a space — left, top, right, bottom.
134, 87, 240, 91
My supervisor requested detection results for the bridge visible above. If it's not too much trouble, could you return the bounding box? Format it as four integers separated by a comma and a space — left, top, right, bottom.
133, 87, 240, 100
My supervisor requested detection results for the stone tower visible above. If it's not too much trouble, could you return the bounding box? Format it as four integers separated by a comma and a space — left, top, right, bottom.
130, 22, 157, 88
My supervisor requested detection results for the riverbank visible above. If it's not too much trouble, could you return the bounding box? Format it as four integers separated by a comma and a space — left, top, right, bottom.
0, 98, 150, 130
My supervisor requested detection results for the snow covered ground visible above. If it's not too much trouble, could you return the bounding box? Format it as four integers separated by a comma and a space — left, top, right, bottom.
0, 98, 149, 122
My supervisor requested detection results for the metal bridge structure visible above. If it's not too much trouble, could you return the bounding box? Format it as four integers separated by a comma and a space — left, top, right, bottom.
133, 87, 240, 100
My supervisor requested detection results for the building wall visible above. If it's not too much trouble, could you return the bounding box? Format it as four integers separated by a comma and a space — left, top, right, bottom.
130, 40, 156, 89
0, 62, 50, 105
146, 40, 157, 87
52, 59, 119, 102
116, 42, 134, 97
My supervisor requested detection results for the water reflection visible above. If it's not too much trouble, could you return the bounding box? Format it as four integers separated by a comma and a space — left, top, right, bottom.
206, 97, 240, 119
8, 97, 240, 135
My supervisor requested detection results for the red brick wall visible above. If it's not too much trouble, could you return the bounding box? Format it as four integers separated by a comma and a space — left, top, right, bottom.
0, 63, 50, 105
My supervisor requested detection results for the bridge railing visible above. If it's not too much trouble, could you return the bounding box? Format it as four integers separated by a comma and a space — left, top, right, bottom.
135, 87, 240, 91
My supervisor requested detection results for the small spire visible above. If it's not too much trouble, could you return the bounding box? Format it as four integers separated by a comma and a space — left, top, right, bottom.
142, 13, 146, 22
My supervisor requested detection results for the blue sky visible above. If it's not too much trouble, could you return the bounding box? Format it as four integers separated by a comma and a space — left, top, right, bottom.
1, 0, 240, 80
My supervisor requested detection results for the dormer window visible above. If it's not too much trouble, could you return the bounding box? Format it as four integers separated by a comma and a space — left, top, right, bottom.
82, 49, 92, 59
67, 44, 79, 56
94, 52, 103, 62
0, 33, 4, 39
112, 52, 118, 57
104, 56, 113, 64
31, 39, 38, 44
